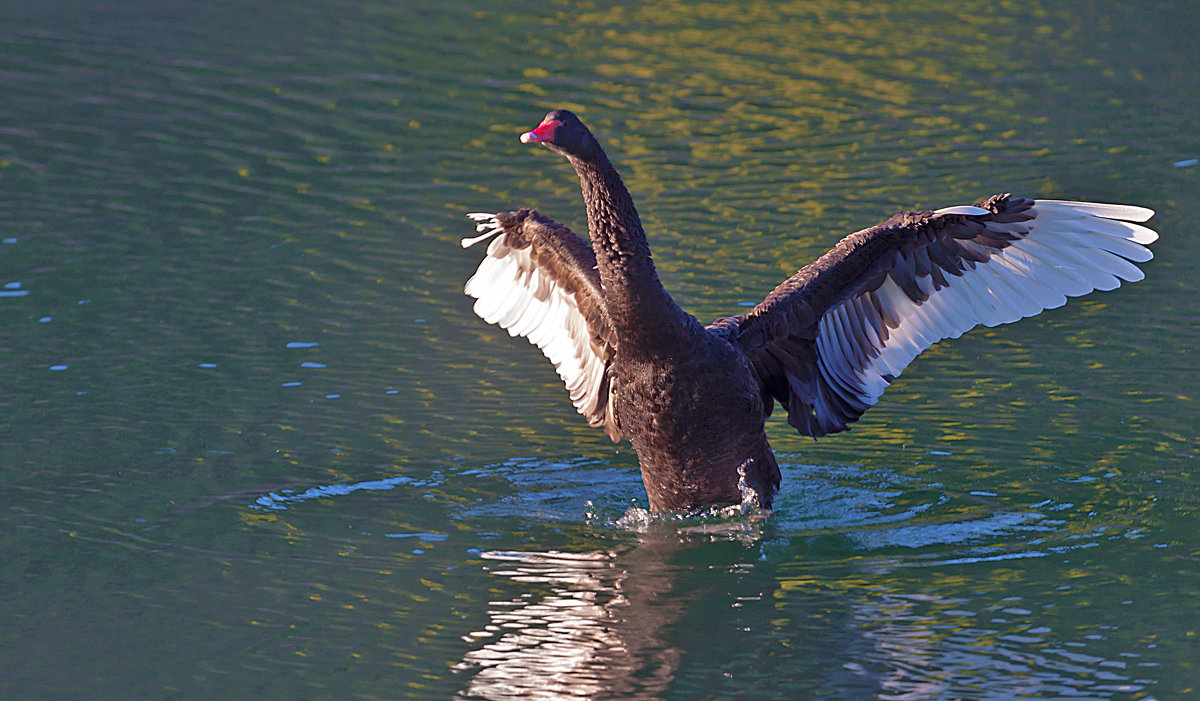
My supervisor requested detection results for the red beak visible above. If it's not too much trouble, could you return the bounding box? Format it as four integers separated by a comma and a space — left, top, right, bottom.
520, 118, 561, 144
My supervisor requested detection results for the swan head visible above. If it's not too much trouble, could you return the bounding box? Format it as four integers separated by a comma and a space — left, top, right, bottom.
520, 110, 600, 160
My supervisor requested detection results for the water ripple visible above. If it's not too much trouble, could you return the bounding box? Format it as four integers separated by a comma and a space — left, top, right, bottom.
250, 473, 443, 511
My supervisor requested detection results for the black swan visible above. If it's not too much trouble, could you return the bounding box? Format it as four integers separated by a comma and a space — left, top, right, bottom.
462, 109, 1158, 512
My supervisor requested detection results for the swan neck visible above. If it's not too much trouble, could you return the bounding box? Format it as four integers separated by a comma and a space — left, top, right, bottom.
569, 152, 691, 345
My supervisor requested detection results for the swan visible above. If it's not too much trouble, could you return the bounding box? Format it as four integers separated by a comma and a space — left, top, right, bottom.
462, 109, 1158, 511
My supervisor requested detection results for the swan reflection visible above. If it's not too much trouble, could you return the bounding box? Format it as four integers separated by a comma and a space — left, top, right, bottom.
455, 544, 682, 700
452, 507, 1150, 698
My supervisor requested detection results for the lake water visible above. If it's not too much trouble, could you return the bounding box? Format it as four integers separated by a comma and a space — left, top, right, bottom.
2, 0, 1198, 698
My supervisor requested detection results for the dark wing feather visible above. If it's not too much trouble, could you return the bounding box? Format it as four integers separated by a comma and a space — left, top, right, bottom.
463, 209, 621, 441
728, 195, 1157, 437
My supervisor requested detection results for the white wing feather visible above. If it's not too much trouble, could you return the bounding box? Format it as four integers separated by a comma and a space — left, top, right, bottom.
816, 200, 1159, 409
463, 214, 618, 439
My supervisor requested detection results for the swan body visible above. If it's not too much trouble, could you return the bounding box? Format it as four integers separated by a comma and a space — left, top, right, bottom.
463, 110, 1159, 512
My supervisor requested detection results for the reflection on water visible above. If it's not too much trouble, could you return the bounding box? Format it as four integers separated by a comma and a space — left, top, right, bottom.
455, 528, 1160, 699
457, 536, 1160, 700
455, 548, 679, 700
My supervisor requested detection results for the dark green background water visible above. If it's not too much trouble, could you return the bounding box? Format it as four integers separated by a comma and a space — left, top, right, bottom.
3, 0, 1197, 698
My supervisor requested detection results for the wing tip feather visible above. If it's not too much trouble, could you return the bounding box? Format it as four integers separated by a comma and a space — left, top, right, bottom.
1034, 199, 1157, 224
462, 212, 503, 248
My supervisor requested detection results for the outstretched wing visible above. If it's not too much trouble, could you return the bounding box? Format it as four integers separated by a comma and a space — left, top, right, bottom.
729, 194, 1158, 438
462, 209, 621, 441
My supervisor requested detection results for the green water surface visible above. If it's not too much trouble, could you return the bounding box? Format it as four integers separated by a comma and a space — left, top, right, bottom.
2, 0, 1198, 698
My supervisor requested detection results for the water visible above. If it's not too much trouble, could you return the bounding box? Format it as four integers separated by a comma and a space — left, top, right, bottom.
2, 0, 1198, 698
